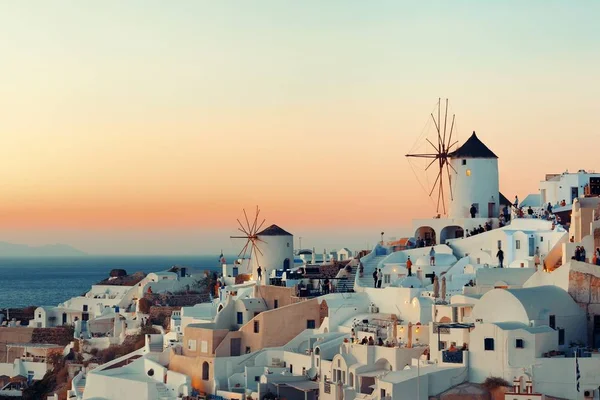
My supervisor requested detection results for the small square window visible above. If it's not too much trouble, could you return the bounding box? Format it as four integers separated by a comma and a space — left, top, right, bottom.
484, 338, 495, 351
307, 320, 316, 329
516, 339, 524, 348
462, 160, 467, 165
254, 376, 260, 382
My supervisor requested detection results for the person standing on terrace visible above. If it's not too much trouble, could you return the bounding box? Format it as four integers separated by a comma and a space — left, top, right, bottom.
430, 247, 436, 266
406, 256, 413, 277
496, 248, 504, 268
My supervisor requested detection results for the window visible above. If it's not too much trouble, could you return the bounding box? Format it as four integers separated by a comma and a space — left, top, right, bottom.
237, 312, 243, 325
201, 340, 208, 353
83, 305, 88, 312
290, 364, 293, 374
516, 240, 521, 250
254, 320, 260, 333
188, 339, 197, 351
549, 315, 556, 329
384, 274, 391, 284
484, 338, 495, 351
38, 313, 42, 319
462, 159, 467, 166
307, 320, 316, 329
381, 389, 386, 399
439, 341, 447, 350
316, 358, 319, 367
274, 299, 278, 309
559, 328, 565, 345
515, 339, 524, 349
254, 376, 260, 382
246, 347, 251, 354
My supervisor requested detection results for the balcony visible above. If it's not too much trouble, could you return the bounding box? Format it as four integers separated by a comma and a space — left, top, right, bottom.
442, 350, 464, 364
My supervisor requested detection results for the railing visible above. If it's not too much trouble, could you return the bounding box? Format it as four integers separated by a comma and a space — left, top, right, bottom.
442, 350, 464, 364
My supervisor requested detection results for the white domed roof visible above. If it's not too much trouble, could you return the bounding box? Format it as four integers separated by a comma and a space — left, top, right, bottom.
393, 276, 423, 288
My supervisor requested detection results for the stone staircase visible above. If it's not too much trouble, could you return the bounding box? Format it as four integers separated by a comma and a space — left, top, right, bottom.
336, 265, 357, 293
155, 382, 171, 399
75, 376, 86, 398
356, 255, 388, 288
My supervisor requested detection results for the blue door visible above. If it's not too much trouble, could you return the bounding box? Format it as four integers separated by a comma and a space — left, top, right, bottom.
528, 236, 535, 257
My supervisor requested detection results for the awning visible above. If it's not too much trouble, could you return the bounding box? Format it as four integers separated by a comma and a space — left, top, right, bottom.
275, 381, 320, 392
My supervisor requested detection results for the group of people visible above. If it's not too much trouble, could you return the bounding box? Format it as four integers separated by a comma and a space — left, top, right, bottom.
415, 237, 435, 248
372, 269, 383, 288
465, 222, 492, 237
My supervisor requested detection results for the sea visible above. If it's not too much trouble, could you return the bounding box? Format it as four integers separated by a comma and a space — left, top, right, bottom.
0, 255, 228, 309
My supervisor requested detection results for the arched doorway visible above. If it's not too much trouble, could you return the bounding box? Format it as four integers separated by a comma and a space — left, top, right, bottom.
440, 225, 464, 244
283, 258, 290, 269
202, 362, 209, 381
415, 227, 436, 247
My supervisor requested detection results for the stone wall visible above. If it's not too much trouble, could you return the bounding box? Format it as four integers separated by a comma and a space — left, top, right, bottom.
148, 306, 181, 328
32, 326, 75, 346
144, 293, 210, 307
568, 268, 600, 345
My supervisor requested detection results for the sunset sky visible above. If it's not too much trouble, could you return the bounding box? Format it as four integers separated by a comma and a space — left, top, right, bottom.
1, 1, 599, 255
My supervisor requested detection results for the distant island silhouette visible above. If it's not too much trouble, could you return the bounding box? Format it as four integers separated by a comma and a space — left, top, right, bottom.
0, 241, 87, 257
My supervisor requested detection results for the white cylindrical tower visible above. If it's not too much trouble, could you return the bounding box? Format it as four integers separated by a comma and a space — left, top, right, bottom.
448, 132, 500, 219
254, 225, 294, 283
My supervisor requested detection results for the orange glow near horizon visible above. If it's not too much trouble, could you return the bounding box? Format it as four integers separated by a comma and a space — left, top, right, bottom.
1, 2, 599, 253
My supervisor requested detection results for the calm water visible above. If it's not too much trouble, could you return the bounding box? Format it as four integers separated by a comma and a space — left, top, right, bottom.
0, 255, 226, 309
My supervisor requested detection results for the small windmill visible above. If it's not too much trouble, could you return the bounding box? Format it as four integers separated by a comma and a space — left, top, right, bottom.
230, 206, 266, 277
406, 98, 459, 215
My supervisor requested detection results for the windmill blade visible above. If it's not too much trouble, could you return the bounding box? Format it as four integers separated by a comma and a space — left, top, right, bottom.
252, 240, 264, 256
237, 219, 249, 236
447, 161, 457, 174
447, 114, 456, 150
425, 157, 439, 171
255, 237, 268, 244
426, 138, 440, 153
250, 207, 260, 235
237, 228, 249, 235
446, 162, 454, 201
440, 167, 446, 215
243, 209, 252, 234
430, 113, 440, 140
429, 170, 442, 197
237, 239, 250, 259
442, 98, 449, 152
255, 218, 266, 233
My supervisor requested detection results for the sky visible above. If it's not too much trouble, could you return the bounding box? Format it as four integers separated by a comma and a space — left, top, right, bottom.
1, 1, 599, 255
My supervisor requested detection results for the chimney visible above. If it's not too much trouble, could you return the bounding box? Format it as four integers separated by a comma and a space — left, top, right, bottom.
513, 377, 520, 393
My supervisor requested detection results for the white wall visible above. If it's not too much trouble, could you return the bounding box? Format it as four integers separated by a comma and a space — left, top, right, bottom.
449, 157, 499, 219
255, 234, 294, 283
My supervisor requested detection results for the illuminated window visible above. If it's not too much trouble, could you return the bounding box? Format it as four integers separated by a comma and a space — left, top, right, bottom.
466, 169, 472, 176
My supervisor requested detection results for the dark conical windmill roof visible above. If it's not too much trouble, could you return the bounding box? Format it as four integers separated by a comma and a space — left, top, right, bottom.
448, 131, 498, 159
256, 224, 293, 236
